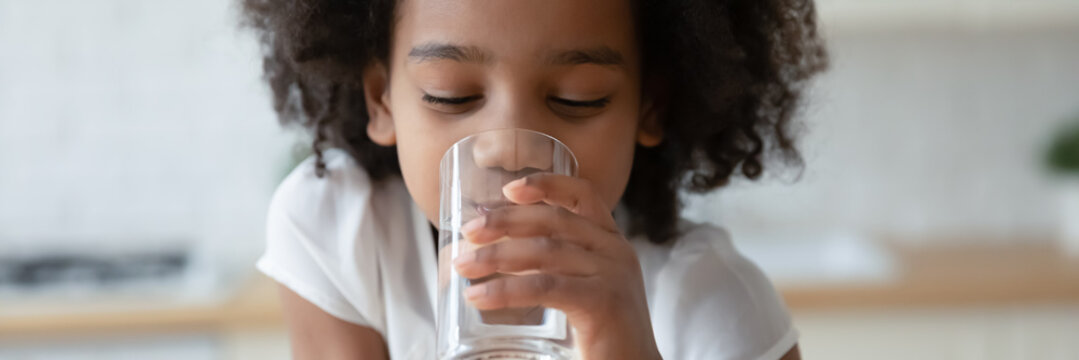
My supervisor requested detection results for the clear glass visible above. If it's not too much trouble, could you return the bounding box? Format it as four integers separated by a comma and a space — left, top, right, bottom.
437, 128, 579, 360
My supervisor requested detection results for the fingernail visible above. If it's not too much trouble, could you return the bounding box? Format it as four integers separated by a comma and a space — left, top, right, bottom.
504, 178, 527, 191
461, 217, 485, 236
453, 251, 475, 267
503, 178, 543, 200
464, 284, 486, 300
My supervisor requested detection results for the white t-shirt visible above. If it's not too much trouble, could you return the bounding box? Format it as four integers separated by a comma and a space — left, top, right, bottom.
256, 149, 798, 359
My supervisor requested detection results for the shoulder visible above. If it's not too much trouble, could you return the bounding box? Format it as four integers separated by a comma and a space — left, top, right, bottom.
632, 221, 750, 289
266, 147, 415, 257
268, 148, 411, 230
260, 149, 404, 329
270, 149, 374, 221
633, 221, 798, 360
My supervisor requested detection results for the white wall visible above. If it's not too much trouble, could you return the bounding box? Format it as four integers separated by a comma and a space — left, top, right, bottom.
0, 1, 294, 277
685, 24, 1079, 245
816, 0, 1079, 31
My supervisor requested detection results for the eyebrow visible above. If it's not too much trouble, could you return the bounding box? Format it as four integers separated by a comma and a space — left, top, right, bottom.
545, 46, 624, 67
408, 43, 490, 64
407, 42, 625, 68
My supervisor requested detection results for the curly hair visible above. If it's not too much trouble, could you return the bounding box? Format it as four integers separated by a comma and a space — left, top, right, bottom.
241, 0, 828, 243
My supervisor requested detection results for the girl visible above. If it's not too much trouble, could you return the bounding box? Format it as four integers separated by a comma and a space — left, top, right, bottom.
243, 0, 827, 358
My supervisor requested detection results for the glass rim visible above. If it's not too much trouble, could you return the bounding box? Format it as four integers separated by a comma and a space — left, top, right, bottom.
438, 128, 579, 170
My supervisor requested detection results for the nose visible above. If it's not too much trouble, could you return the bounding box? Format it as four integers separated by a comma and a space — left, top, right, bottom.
471, 129, 555, 172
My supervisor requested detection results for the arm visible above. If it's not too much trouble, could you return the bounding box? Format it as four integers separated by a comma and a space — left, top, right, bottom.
276, 284, 389, 360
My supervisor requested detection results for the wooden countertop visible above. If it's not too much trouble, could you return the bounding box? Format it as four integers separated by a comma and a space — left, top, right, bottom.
0, 274, 284, 337
3, 242, 1079, 336
782, 241, 1079, 311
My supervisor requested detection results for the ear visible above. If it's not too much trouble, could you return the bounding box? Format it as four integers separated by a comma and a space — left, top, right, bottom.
363, 61, 396, 146
637, 82, 665, 148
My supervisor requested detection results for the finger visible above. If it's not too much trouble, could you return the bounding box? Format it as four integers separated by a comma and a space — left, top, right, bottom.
439, 239, 484, 289
461, 204, 614, 251
464, 273, 598, 313
501, 173, 616, 232
453, 236, 600, 279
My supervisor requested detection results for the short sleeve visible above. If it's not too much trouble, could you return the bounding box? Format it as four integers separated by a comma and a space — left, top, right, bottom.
255, 149, 386, 333
642, 223, 798, 360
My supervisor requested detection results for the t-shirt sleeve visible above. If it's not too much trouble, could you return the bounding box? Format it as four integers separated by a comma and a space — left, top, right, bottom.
255, 151, 385, 332
648, 224, 798, 360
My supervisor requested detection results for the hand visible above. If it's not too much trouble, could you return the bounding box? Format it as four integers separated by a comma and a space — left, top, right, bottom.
453, 173, 663, 360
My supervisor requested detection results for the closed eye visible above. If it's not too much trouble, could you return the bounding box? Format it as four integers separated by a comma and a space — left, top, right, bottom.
549, 97, 610, 108
422, 93, 482, 105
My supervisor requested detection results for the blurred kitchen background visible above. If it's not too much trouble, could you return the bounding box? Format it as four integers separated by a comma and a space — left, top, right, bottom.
1, 0, 1078, 359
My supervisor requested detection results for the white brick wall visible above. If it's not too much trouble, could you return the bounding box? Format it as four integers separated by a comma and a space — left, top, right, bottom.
0, 1, 294, 274
685, 27, 1079, 244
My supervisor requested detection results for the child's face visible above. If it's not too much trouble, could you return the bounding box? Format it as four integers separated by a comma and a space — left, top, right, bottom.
364, 0, 661, 225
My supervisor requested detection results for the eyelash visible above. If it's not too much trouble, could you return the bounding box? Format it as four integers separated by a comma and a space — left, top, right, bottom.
421, 94, 610, 108
421, 94, 482, 105
549, 97, 611, 108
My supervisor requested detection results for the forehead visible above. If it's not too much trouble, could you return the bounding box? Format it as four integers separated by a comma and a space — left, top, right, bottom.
393, 0, 638, 67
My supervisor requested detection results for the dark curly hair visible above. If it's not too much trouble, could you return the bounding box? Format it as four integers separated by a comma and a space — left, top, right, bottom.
241, 0, 828, 243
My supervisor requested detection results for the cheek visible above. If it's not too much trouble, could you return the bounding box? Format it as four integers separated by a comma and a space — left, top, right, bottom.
390, 106, 448, 226
396, 142, 442, 225
568, 106, 640, 210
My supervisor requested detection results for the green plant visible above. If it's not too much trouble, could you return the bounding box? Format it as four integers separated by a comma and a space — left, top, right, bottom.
1047, 116, 1079, 174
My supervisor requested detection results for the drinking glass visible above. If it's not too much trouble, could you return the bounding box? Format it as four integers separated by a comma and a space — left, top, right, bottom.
437, 128, 578, 360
